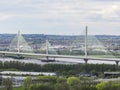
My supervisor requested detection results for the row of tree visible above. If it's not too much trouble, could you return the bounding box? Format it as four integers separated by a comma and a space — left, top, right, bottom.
0, 61, 119, 77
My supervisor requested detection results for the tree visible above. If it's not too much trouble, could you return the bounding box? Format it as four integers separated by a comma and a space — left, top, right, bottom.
23, 76, 32, 90
67, 77, 80, 86
0, 76, 2, 85
55, 83, 69, 90
29, 84, 54, 90
56, 77, 67, 83
55, 77, 69, 90
2, 78, 13, 90
96, 81, 112, 90
67, 77, 81, 90
37, 76, 57, 84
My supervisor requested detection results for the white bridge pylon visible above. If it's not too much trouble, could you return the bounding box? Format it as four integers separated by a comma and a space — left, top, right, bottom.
9, 31, 33, 53
40, 40, 57, 55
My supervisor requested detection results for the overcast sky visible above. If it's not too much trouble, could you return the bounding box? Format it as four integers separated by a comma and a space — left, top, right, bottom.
0, 0, 120, 35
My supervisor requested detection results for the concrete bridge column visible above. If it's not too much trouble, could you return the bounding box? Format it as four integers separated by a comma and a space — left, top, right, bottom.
2, 53, 5, 58
46, 56, 49, 61
115, 61, 119, 66
53, 57, 55, 60
84, 59, 88, 64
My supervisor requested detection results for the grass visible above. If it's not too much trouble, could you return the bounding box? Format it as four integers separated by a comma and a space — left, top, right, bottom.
13, 87, 23, 90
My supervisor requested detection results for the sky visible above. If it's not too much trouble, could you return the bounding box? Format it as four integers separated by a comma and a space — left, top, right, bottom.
0, 0, 120, 35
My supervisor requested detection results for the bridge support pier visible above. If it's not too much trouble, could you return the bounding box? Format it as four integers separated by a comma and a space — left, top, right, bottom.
46, 56, 49, 61
115, 61, 119, 66
2, 53, 5, 58
84, 59, 88, 64
53, 57, 55, 61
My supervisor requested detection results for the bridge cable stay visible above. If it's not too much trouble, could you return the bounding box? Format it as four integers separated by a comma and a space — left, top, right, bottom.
39, 40, 57, 55
84, 26, 119, 65
46, 40, 56, 61
9, 31, 33, 53
46, 40, 49, 55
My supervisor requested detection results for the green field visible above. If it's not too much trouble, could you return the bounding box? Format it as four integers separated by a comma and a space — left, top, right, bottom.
13, 87, 23, 90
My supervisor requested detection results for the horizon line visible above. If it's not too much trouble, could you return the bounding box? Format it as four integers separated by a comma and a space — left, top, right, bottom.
0, 33, 120, 36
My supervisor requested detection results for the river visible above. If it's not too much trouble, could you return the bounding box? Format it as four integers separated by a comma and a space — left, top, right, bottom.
0, 57, 117, 65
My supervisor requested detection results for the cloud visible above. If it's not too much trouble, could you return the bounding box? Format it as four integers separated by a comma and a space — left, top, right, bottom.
0, 0, 120, 34
99, 5, 120, 18
0, 13, 16, 21
0, 0, 120, 23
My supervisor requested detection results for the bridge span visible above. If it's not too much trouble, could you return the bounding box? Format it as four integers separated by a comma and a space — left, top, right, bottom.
0, 51, 120, 65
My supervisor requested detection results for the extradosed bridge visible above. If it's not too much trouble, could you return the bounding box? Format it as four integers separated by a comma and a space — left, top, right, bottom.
0, 27, 120, 65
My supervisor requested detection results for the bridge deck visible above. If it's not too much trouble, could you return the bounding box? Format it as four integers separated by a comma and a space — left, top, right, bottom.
0, 51, 120, 62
